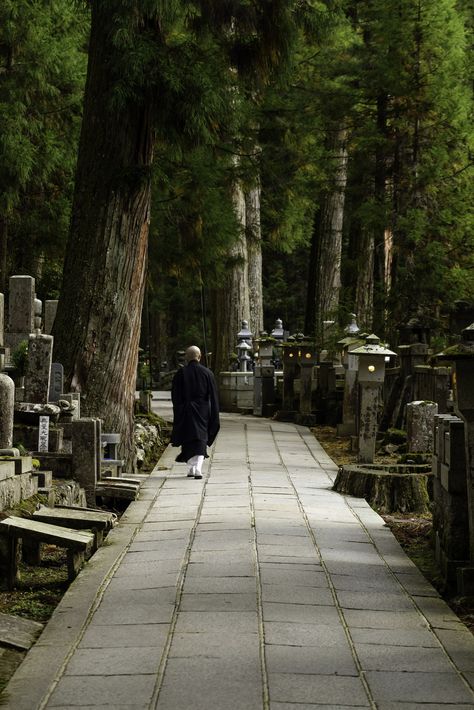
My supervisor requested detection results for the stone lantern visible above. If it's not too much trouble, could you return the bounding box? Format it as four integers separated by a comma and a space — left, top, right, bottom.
237, 320, 253, 347
271, 319, 284, 340
351, 334, 396, 463
253, 333, 276, 417
337, 333, 366, 437
237, 340, 252, 373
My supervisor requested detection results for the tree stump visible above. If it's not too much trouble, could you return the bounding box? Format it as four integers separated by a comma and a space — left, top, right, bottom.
333, 464, 432, 514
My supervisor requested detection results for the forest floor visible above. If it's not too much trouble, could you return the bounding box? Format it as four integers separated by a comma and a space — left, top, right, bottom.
312, 426, 474, 634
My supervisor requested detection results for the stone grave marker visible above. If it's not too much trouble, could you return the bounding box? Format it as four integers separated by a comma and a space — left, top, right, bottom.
44, 300, 58, 335
24, 333, 53, 404
48, 363, 64, 403
5, 275, 35, 351
406, 400, 438, 452
0, 374, 14, 448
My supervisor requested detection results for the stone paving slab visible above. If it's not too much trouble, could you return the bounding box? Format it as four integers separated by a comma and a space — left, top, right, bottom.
265, 643, 358, 676
365, 670, 474, 705
3, 408, 474, 710
268, 672, 370, 706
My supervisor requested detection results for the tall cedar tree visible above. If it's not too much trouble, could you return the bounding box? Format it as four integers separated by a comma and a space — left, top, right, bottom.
0, 0, 87, 292
53, 1, 302, 467
347, 0, 473, 337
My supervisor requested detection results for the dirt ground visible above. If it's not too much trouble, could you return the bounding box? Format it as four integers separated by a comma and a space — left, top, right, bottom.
312, 425, 474, 634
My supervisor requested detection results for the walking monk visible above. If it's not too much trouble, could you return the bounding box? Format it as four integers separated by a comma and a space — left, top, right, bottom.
171, 345, 220, 479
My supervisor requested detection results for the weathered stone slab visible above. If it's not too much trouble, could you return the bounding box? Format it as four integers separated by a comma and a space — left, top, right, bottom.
48, 362, 64, 403
71, 418, 98, 506
0, 374, 15, 448
43, 300, 58, 335
406, 400, 438, 452
23, 333, 53, 404
0, 612, 43, 650
0, 470, 38, 512
7, 275, 35, 336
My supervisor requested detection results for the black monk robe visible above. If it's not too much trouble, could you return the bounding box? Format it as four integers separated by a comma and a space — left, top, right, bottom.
171, 360, 220, 462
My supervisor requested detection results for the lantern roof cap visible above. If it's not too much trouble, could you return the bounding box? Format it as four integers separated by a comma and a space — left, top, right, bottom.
351, 334, 396, 357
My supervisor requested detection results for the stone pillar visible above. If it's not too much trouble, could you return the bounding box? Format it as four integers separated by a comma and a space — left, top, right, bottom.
72, 418, 98, 506
282, 362, 298, 412
0, 293, 4, 371
24, 333, 53, 404
358, 385, 380, 464
44, 300, 58, 335
95, 419, 102, 482
338, 352, 359, 436
406, 401, 438, 453
299, 363, 313, 415
253, 365, 275, 417
0, 374, 15, 447
5, 275, 35, 350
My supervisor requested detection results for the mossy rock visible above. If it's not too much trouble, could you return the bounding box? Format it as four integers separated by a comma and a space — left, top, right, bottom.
385, 428, 407, 445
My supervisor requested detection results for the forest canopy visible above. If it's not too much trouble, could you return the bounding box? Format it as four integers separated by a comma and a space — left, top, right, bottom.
1, 0, 473, 372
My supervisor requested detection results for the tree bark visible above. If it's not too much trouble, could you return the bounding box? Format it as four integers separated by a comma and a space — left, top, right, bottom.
306, 126, 348, 344
245, 181, 264, 338
355, 228, 375, 332
53, 4, 155, 470
211, 179, 250, 375
372, 93, 388, 336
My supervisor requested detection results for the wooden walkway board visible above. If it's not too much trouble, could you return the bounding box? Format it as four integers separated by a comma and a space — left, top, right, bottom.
33, 506, 115, 531
0, 516, 94, 550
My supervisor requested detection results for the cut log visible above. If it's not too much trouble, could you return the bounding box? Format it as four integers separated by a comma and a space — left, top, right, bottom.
333, 465, 431, 514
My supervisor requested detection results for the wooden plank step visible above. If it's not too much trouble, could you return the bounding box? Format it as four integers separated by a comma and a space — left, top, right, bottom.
0, 612, 43, 651
33, 506, 115, 530
101, 476, 141, 487
0, 517, 95, 589
0, 516, 94, 551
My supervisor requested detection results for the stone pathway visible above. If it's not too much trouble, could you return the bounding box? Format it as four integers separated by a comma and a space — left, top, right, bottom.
3, 409, 474, 709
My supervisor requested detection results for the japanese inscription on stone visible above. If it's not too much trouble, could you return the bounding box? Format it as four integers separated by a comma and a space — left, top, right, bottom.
38, 416, 49, 453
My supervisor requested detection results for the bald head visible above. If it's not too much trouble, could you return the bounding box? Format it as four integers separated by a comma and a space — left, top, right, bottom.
185, 345, 201, 363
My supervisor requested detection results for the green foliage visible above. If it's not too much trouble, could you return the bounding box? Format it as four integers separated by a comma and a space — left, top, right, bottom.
0, 0, 88, 291
345, 0, 474, 335
11, 340, 28, 376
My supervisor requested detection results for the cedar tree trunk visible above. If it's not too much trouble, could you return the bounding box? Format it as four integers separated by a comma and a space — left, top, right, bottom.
211, 180, 250, 375
53, 4, 155, 470
246, 180, 264, 338
306, 126, 348, 344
